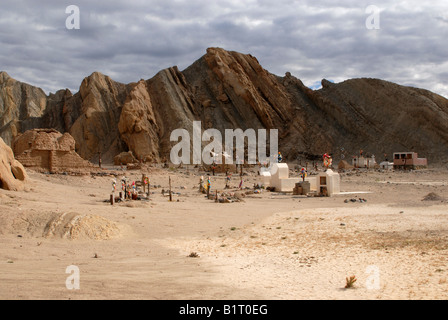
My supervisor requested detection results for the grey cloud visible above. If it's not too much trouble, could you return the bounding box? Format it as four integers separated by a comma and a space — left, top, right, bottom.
0, 0, 447, 98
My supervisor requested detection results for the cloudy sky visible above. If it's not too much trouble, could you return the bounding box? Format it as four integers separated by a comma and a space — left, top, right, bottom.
1, 0, 447, 97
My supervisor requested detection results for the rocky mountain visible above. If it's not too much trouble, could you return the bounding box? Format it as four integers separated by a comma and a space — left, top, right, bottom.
1, 48, 448, 165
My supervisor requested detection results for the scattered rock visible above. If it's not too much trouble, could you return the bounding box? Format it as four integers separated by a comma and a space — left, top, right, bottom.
114, 151, 137, 166
422, 192, 444, 202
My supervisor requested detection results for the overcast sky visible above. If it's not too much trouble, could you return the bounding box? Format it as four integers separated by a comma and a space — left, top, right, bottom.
1, 0, 447, 98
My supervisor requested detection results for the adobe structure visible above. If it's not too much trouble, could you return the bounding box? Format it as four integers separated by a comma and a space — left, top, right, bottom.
12, 129, 93, 173
393, 152, 428, 170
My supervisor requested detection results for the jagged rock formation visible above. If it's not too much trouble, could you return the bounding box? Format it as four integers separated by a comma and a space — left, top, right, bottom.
13, 129, 93, 172
1, 48, 448, 165
118, 80, 160, 162
0, 71, 47, 146
183, 48, 293, 131
0, 137, 28, 191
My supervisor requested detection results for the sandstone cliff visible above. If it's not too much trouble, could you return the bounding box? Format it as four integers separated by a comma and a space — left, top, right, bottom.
0, 71, 47, 146
1, 48, 448, 165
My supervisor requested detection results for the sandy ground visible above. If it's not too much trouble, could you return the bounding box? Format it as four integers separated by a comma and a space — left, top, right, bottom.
0, 164, 448, 300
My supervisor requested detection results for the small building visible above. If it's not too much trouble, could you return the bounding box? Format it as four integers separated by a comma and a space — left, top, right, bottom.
379, 161, 394, 171
352, 155, 377, 168
13, 129, 93, 173
317, 169, 340, 197
393, 152, 428, 169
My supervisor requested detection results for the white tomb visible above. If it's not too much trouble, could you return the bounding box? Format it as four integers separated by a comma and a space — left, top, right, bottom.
379, 161, 394, 170
352, 155, 377, 168
260, 171, 272, 187
259, 164, 340, 196
316, 169, 340, 197
269, 163, 300, 192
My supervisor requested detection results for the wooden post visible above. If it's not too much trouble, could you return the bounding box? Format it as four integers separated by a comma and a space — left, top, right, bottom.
207, 179, 210, 199
169, 176, 173, 202
110, 193, 114, 205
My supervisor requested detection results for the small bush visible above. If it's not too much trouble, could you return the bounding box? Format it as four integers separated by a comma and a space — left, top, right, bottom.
188, 252, 200, 258
345, 275, 357, 289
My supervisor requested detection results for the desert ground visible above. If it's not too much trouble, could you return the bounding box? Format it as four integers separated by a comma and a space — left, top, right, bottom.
1, 163, 448, 300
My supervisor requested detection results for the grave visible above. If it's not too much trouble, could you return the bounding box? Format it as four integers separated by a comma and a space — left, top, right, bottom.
317, 169, 340, 197
293, 181, 311, 196
269, 163, 301, 192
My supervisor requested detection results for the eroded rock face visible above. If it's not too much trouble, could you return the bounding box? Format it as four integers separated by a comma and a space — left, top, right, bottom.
189, 47, 293, 131
296, 78, 448, 161
1, 48, 448, 165
0, 72, 47, 146
0, 137, 28, 191
118, 80, 160, 162
68, 72, 131, 162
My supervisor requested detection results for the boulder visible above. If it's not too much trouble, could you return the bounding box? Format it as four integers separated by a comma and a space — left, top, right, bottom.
0, 137, 28, 191
114, 151, 137, 166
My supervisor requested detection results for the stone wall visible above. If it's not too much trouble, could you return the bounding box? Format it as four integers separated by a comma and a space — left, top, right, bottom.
13, 129, 93, 172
